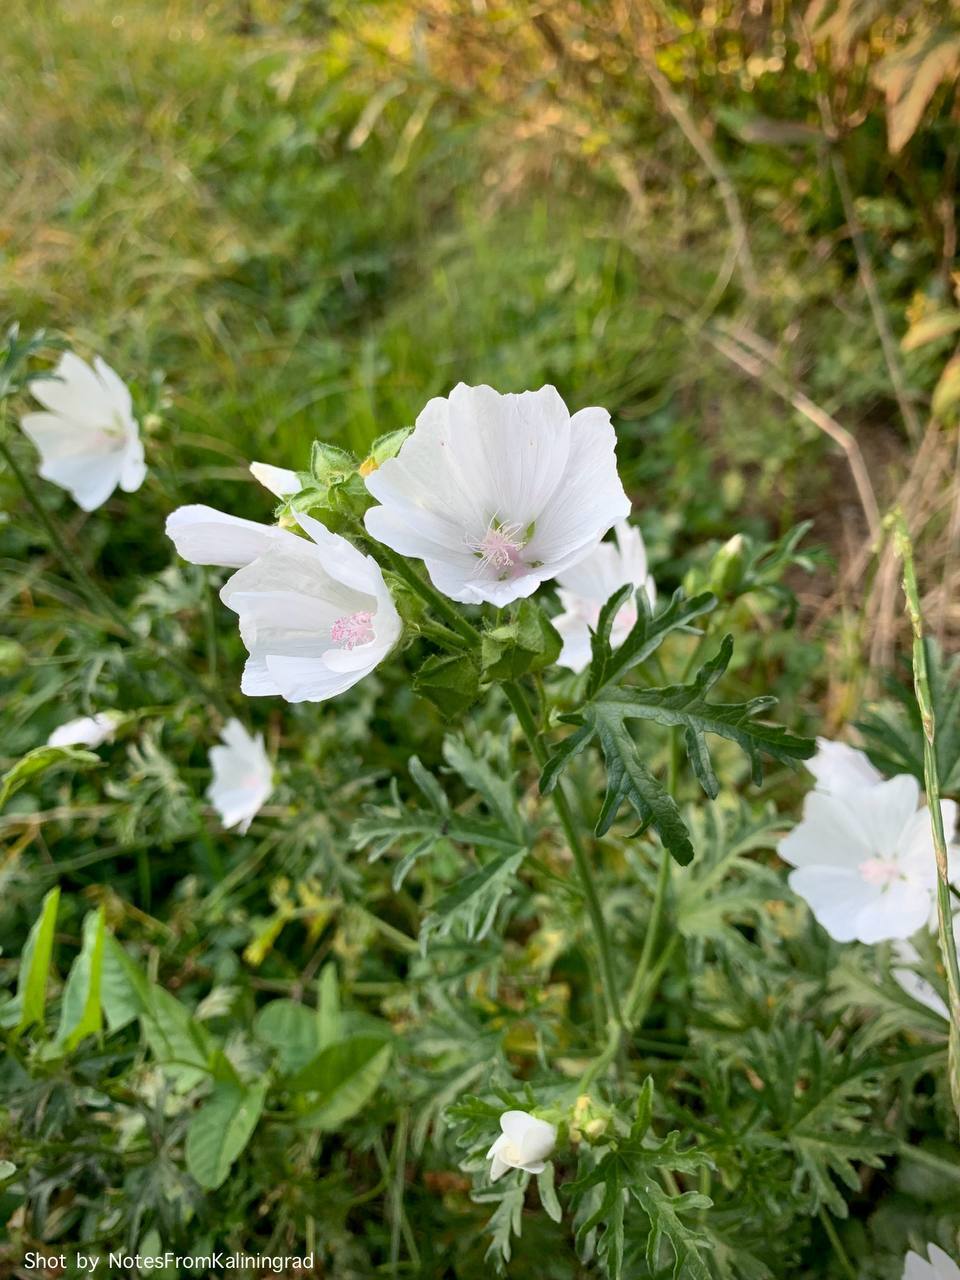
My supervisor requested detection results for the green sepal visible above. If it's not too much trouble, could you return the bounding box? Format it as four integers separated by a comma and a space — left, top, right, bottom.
413, 650, 482, 716
481, 599, 561, 681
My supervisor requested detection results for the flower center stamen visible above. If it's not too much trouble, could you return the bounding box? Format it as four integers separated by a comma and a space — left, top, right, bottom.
467, 519, 527, 577
331, 610, 375, 649
858, 856, 902, 887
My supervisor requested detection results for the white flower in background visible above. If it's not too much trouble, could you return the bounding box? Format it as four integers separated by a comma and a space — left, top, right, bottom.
250, 461, 300, 498
207, 719, 273, 834
553, 521, 656, 673
805, 737, 883, 796
892, 937, 949, 1020
166, 505, 401, 702
47, 712, 119, 749
20, 352, 146, 511
487, 1110, 557, 1181
779, 775, 957, 944
364, 383, 631, 606
904, 1244, 960, 1280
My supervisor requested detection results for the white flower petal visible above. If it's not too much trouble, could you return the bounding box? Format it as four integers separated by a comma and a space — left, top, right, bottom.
166, 504, 294, 569
22, 353, 144, 510
805, 738, 883, 795
365, 384, 628, 605
250, 461, 300, 497
855, 881, 932, 943
206, 719, 273, 833
47, 712, 118, 749
779, 791, 873, 871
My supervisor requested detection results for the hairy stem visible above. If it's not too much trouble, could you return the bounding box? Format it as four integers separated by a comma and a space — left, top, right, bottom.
893, 511, 960, 1120
503, 680, 625, 1033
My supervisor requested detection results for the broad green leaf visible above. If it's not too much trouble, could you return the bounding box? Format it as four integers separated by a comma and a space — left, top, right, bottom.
100, 933, 151, 1031
185, 1078, 268, 1190
254, 999, 320, 1074
0, 745, 99, 812
55, 908, 105, 1051
141, 986, 214, 1091
14, 886, 60, 1035
537, 1162, 562, 1223
290, 1035, 392, 1130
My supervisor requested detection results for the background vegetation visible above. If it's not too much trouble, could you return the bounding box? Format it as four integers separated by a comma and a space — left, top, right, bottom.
1, 1, 959, 1277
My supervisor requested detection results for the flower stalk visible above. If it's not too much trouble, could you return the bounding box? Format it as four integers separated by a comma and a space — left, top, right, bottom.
892, 510, 960, 1120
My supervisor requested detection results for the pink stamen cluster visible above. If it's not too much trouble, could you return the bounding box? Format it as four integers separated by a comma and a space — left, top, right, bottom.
467, 520, 526, 576
858, 856, 902, 887
331, 610, 375, 650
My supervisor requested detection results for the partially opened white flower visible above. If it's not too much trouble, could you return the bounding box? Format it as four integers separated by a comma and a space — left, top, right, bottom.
805, 737, 883, 796
20, 352, 146, 511
364, 383, 631, 606
553, 521, 656, 673
250, 461, 300, 498
207, 719, 273, 834
487, 1110, 557, 1181
779, 775, 957, 943
904, 1244, 960, 1280
47, 712, 119, 749
166, 505, 401, 702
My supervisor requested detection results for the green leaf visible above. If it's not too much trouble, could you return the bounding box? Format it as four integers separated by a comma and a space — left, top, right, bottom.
290, 1036, 392, 1130
316, 962, 342, 1050
442, 734, 523, 842
594, 635, 814, 786
185, 1078, 268, 1190
873, 27, 960, 153
0, 745, 99, 812
586, 588, 716, 697
13, 886, 60, 1035
481, 599, 561, 681
140, 986, 214, 1091
413, 650, 482, 716
589, 710, 695, 865
537, 1162, 563, 1223
481, 1182, 526, 1268
100, 934, 151, 1032
55, 908, 105, 1051
421, 849, 526, 944
254, 1000, 320, 1074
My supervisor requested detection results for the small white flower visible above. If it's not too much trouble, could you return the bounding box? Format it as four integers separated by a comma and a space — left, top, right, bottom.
805, 737, 883, 796
250, 461, 300, 498
166, 505, 401, 703
47, 712, 119, 749
904, 1244, 960, 1280
206, 719, 273, 834
20, 352, 146, 511
486, 1110, 557, 1181
553, 521, 656, 673
364, 383, 631, 606
779, 775, 957, 944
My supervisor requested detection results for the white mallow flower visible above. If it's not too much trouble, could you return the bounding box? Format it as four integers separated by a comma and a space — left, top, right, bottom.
363, 383, 631, 606
20, 352, 146, 511
250, 461, 300, 498
207, 719, 273, 834
892, 937, 949, 1020
805, 737, 883, 796
47, 712, 119, 749
778, 774, 957, 944
166, 505, 401, 702
553, 521, 656, 673
486, 1110, 557, 1181
904, 1244, 960, 1280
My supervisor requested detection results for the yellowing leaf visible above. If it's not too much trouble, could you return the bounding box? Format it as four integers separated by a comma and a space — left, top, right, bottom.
873, 28, 960, 153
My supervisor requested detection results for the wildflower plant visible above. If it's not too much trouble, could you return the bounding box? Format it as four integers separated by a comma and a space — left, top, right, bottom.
1, 331, 959, 1280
